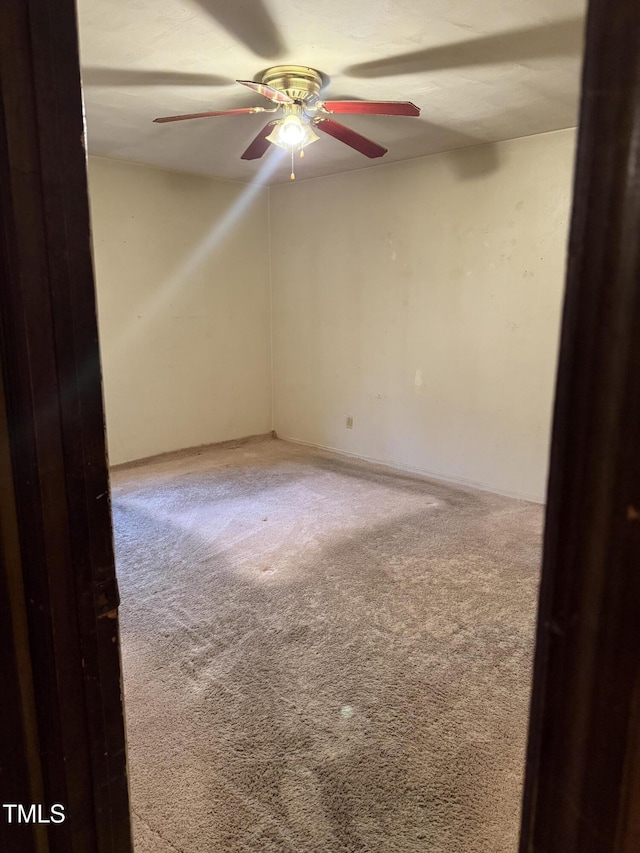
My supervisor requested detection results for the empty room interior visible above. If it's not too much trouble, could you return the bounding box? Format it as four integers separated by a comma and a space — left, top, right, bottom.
78, 1, 586, 850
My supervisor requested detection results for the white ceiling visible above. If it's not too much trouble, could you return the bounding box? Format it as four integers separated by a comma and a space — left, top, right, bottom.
77, 0, 587, 185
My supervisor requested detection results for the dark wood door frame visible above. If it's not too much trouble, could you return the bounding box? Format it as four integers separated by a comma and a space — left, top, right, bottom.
0, 0, 131, 851
519, 0, 640, 849
0, 0, 639, 850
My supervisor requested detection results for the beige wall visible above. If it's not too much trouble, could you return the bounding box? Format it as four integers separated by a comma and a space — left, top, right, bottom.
269, 129, 576, 501
90, 129, 575, 497
88, 157, 271, 465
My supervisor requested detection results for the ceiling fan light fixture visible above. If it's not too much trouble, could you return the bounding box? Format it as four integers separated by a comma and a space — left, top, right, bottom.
279, 115, 305, 145
153, 64, 420, 174
298, 122, 320, 148
266, 115, 320, 151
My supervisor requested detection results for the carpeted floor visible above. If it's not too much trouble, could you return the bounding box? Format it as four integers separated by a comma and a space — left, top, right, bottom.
111, 437, 542, 853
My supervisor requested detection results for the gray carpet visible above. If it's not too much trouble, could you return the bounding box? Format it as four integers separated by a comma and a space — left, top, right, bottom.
111, 437, 542, 853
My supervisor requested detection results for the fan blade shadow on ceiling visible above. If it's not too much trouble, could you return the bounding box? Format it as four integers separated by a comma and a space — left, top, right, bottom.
81, 67, 231, 87
345, 17, 584, 78
192, 0, 285, 59
422, 120, 500, 179
393, 117, 502, 179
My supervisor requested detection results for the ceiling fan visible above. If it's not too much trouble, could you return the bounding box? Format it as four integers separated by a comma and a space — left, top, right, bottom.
153, 65, 420, 179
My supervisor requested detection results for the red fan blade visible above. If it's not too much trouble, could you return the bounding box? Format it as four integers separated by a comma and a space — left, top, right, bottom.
320, 100, 420, 116
313, 118, 387, 158
236, 80, 293, 104
154, 107, 266, 123
241, 121, 278, 160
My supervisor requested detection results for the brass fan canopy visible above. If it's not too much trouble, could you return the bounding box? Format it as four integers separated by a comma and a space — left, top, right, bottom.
261, 65, 323, 103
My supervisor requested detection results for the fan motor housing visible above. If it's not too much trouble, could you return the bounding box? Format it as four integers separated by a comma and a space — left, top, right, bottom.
261, 65, 323, 103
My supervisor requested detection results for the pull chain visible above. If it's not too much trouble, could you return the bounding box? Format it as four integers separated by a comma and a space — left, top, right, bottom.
290, 148, 295, 181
